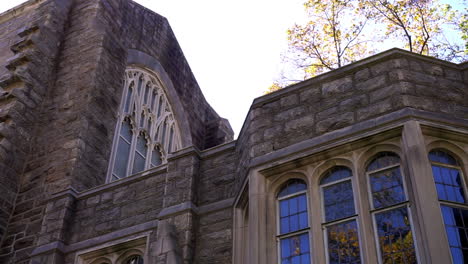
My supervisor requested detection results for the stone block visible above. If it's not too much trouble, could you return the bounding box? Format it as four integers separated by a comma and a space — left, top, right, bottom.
322, 76, 353, 96
316, 112, 354, 134
355, 75, 387, 92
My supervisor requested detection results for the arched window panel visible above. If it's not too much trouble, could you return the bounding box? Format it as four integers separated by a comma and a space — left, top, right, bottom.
367, 152, 406, 209
277, 179, 311, 264
321, 166, 361, 263
429, 149, 468, 263
108, 67, 182, 181
321, 166, 355, 222
151, 146, 163, 167
112, 119, 133, 180
429, 149, 465, 203
132, 134, 148, 174
366, 152, 417, 264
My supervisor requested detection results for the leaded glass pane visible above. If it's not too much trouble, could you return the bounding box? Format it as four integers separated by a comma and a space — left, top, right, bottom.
370, 167, 406, 209
136, 136, 147, 154
151, 92, 157, 110
278, 179, 307, 198
157, 97, 163, 117
161, 121, 167, 144
144, 84, 150, 104
113, 137, 130, 178
280, 233, 311, 264
279, 193, 308, 234
139, 112, 145, 128
432, 165, 465, 203
137, 76, 143, 94
367, 152, 400, 172
323, 180, 355, 222
375, 207, 417, 264
121, 120, 133, 142
327, 220, 361, 264
321, 167, 352, 185
441, 206, 468, 264
168, 126, 174, 152
132, 154, 145, 174
429, 150, 459, 166
124, 86, 133, 113
151, 147, 162, 167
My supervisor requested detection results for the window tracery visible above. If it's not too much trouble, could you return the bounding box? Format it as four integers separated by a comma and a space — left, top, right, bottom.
108, 67, 182, 181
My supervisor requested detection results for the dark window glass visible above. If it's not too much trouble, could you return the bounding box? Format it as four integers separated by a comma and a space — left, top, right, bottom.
323, 180, 355, 222
442, 206, 468, 264
157, 97, 163, 117
124, 85, 133, 113
430, 150, 465, 203
144, 84, 150, 105
168, 126, 174, 153
367, 152, 400, 172
327, 220, 361, 264
113, 137, 131, 178
369, 167, 406, 209
126, 255, 144, 264
151, 147, 162, 167
278, 179, 310, 264
132, 136, 147, 174
278, 179, 307, 198
151, 92, 157, 110
161, 121, 167, 144
280, 233, 311, 264
113, 120, 133, 178
429, 149, 459, 166
432, 165, 465, 203
375, 207, 417, 264
280, 194, 308, 234
321, 166, 352, 185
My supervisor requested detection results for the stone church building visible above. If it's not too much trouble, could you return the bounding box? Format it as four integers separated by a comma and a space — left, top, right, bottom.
1, 0, 468, 263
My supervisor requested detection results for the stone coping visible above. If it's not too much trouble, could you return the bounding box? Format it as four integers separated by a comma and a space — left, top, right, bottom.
30, 220, 157, 256
0, 0, 45, 24
237, 48, 466, 139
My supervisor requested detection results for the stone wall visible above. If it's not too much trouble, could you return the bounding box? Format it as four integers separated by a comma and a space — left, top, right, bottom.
0, 0, 73, 259
234, 50, 468, 191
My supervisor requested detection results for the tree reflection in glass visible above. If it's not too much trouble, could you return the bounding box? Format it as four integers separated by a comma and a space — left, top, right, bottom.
321, 166, 361, 263
367, 152, 417, 264
278, 179, 311, 264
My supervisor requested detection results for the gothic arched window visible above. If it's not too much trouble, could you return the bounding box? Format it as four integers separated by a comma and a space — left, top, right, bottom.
366, 152, 417, 263
108, 67, 182, 181
320, 166, 361, 263
429, 149, 468, 263
277, 179, 311, 264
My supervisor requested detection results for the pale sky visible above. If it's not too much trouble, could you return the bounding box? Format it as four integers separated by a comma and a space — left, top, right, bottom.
0, 0, 306, 137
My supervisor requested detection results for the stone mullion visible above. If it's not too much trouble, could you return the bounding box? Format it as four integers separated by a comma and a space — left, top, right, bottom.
401, 120, 451, 263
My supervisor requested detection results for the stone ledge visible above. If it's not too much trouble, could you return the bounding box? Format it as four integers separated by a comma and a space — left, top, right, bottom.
30, 220, 157, 256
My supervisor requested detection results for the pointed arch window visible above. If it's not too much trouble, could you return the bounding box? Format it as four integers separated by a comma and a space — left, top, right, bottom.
108, 67, 182, 181
429, 149, 468, 263
366, 152, 417, 264
320, 166, 361, 264
277, 179, 311, 264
